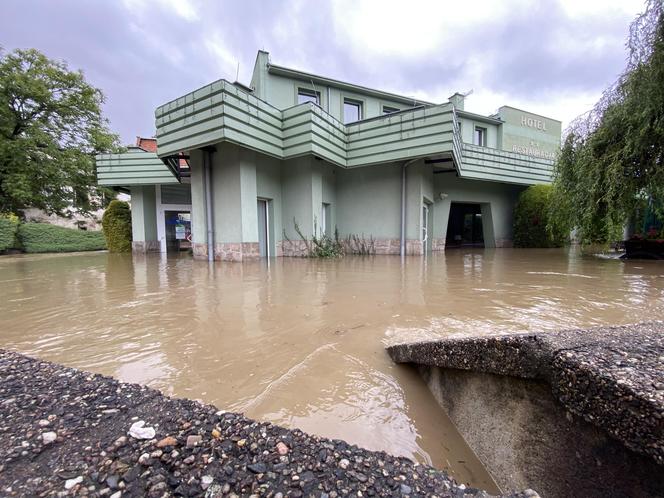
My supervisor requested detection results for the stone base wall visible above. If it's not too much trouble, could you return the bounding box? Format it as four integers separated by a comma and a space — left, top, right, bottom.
132, 240, 160, 253
405, 239, 423, 255
431, 238, 446, 252
192, 243, 207, 259
215, 242, 260, 262
193, 237, 439, 261
192, 242, 260, 262
277, 240, 309, 257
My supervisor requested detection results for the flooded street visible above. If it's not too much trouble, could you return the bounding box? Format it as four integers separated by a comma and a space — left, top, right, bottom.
1, 248, 663, 492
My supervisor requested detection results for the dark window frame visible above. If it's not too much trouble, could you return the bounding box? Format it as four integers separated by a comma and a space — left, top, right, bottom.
474, 126, 487, 146
343, 98, 363, 123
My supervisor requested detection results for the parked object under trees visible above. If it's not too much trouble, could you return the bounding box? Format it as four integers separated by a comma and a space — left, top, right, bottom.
549, 0, 664, 245
0, 48, 120, 217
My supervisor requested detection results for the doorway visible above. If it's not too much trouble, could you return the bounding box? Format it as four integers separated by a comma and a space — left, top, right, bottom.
257, 199, 270, 258
164, 211, 191, 252
446, 203, 484, 248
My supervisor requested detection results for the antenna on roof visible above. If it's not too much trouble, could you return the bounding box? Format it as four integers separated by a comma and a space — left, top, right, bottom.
236, 61, 240, 82
310, 79, 319, 105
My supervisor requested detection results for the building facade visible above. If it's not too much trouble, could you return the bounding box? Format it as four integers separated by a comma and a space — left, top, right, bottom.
96, 50, 561, 261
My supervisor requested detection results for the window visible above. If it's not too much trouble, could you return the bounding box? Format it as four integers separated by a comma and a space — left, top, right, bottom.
298, 88, 320, 105
383, 105, 399, 115
343, 99, 362, 123
474, 126, 487, 146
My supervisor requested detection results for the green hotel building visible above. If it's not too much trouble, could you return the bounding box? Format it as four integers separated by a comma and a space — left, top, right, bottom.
96, 50, 561, 261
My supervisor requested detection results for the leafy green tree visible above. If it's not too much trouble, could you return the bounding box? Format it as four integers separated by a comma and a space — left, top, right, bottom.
550, 0, 664, 243
101, 200, 132, 252
0, 48, 120, 216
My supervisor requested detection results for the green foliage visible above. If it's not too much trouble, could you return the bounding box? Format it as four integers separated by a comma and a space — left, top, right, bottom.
17, 223, 106, 253
0, 48, 120, 216
291, 218, 344, 258
0, 213, 19, 251
513, 185, 566, 247
287, 218, 377, 257
101, 200, 132, 253
550, 1, 664, 244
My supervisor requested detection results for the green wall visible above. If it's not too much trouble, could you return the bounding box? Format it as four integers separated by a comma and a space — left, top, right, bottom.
129, 185, 158, 243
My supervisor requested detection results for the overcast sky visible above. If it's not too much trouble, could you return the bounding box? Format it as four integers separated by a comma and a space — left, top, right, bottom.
2, 0, 645, 145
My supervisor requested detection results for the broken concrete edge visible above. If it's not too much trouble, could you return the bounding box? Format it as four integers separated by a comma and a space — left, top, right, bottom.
386, 321, 664, 466
0, 349, 540, 498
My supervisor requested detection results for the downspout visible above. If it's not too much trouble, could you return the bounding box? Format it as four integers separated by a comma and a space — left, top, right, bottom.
400, 158, 419, 257
203, 148, 215, 262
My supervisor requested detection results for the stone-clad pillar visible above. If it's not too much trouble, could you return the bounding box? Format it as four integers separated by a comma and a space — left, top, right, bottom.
209, 143, 260, 262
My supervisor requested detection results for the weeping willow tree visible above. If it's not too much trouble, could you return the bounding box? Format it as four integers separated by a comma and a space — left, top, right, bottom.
550, 0, 664, 244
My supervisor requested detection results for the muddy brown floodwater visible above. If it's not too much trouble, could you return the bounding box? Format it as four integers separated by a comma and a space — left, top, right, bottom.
1, 248, 663, 493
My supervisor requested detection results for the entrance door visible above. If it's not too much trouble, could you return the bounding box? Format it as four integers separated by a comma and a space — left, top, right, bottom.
257, 199, 269, 257
446, 203, 484, 248
164, 211, 191, 252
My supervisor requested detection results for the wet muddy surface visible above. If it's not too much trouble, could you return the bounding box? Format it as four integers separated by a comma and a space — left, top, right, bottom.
1, 248, 662, 491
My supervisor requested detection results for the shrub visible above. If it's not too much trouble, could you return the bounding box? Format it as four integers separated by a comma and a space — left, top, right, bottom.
101, 200, 132, 253
17, 223, 107, 253
514, 185, 567, 248
0, 214, 20, 252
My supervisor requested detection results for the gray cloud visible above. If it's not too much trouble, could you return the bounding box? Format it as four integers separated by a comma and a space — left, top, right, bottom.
1, 0, 639, 143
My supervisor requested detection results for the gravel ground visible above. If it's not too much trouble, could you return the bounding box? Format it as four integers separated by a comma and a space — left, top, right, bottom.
0, 350, 538, 498
387, 321, 664, 465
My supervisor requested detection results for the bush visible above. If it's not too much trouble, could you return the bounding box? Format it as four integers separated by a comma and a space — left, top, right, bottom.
514, 185, 567, 248
17, 223, 107, 253
0, 214, 20, 252
101, 200, 132, 253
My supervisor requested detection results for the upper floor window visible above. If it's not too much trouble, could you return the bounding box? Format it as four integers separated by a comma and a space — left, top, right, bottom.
298, 88, 320, 105
343, 99, 363, 123
383, 105, 400, 115
474, 126, 487, 146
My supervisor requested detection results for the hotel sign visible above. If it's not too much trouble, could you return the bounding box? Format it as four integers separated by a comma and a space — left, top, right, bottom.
521, 115, 547, 131
496, 106, 562, 161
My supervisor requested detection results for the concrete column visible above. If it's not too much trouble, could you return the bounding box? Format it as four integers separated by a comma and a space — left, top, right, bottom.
129, 186, 159, 253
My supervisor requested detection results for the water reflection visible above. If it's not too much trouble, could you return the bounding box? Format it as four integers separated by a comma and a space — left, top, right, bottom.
1, 249, 663, 491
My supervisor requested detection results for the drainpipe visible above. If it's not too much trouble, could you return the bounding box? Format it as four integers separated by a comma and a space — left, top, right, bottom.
400, 158, 419, 257
203, 148, 215, 262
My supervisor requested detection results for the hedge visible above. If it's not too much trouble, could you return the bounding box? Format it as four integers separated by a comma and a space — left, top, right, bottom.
513, 185, 567, 248
0, 214, 20, 252
17, 223, 107, 253
102, 200, 132, 252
